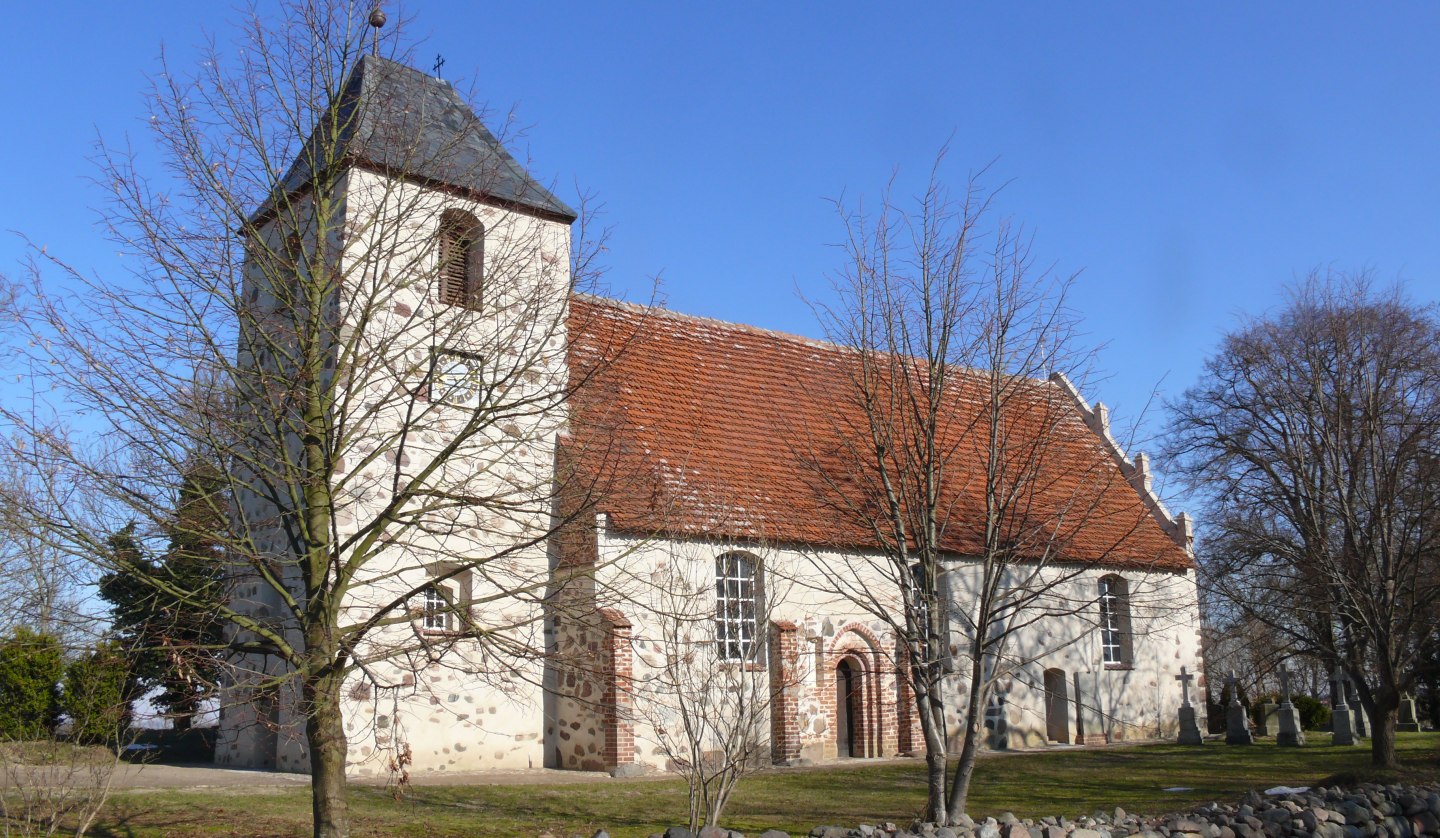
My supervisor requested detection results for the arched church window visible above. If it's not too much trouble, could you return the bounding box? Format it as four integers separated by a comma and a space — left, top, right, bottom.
1098, 574, 1133, 667
438, 209, 484, 308
715, 552, 761, 661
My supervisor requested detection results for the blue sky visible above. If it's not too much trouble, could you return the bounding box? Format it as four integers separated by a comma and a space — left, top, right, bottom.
2, 2, 1438, 508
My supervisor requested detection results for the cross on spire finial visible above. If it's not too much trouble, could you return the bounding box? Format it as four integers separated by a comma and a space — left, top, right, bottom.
433, 53, 446, 79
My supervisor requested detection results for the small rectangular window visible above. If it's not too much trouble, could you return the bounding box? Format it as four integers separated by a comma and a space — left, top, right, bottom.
421, 584, 451, 632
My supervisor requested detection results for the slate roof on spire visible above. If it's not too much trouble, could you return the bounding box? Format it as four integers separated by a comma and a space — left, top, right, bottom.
264, 54, 576, 223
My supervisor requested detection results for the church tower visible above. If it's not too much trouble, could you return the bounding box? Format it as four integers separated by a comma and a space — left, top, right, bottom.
217, 54, 579, 775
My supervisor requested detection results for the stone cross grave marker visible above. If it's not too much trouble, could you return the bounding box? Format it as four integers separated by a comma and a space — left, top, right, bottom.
1275, 665, 1305, 747
1175, 666, 1203, 745
1225, 670, 1253, 745
1176, 666, 1194, 707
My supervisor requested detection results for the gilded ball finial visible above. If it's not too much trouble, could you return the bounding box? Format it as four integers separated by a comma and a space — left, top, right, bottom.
368, 6, 387, 28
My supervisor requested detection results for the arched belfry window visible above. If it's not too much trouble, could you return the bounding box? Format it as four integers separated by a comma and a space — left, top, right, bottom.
1098, 574, 1133, 667
438, 209, 484, 308
715, 552, 761, 661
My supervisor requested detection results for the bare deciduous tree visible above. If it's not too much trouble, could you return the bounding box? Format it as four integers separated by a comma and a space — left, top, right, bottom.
799, 158, 1193, 824
0, 458, 93, 646
629, 538, 793, 834
1166, 273, 1440, 768
0, 3, 618, 836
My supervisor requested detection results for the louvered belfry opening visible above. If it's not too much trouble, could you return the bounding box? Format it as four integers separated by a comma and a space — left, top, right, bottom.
438, 209, 484, 308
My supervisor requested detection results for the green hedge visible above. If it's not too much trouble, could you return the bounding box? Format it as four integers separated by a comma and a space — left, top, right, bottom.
62, 642, 130, 745
0, 628, 63, 740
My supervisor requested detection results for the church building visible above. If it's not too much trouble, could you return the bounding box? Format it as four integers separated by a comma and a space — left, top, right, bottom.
215, 55, 1204, 777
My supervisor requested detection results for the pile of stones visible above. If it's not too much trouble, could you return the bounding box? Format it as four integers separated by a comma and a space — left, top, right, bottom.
616, 782, 1440, 838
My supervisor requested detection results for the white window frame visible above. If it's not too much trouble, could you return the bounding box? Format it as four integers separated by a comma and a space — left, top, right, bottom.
909, 561, 954, 672
421, 583, 452, 632
715, 553, 760, 662
1098, 575, 1130, 667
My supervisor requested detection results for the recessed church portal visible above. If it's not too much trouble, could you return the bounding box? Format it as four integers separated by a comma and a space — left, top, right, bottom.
835, 656, 864, 758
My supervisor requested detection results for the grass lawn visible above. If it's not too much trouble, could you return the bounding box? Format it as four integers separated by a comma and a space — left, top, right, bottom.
80, 733, 1440, 837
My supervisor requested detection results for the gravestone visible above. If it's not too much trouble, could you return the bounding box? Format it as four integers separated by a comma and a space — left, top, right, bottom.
1225, 671, 1254, 745
1398, 694, 1422, 733
1329, 667, 1356, 746
1346, 682, 1368, 738
1274, 666, 1306, 747
1255, 701, 1278, 736
1175, 666, 1203, 745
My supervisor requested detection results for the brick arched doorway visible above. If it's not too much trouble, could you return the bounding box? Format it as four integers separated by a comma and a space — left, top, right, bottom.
835, 656, 865, 757
823, 622, 896, 760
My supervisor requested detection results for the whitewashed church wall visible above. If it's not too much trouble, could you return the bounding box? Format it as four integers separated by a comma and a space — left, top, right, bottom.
328, 170, 572, 776
593, 528, 1202, 771
941, 563, 1203, 749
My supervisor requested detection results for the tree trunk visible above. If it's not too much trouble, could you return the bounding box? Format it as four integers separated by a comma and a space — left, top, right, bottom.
923, 728, 948, 825
945, 656, 986, 823
304, 670, 350, 838
915, 677, 949, 825
1368, 690, 1399, 769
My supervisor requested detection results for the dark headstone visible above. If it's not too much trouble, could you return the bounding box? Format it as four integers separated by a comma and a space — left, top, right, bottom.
1398, 694, 1422, 733
1176, 667, 1204, 745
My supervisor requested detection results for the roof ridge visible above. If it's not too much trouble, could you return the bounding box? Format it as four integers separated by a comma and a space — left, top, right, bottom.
571, 292, 855, 355
572, 293, 1068, 389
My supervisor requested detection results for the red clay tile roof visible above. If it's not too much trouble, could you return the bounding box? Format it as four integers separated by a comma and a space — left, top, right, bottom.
565, 295, 1192, 571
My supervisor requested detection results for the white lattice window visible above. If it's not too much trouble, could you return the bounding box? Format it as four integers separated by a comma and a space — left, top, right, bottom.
1098, 575, 1131, 666
715, 552, 760, 661
909, 561, 953, 671
421, 584, 452, 632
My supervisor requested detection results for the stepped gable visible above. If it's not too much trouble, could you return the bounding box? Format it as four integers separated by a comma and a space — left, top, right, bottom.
565, 294, 1193, 571
258, 54, 575, 223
